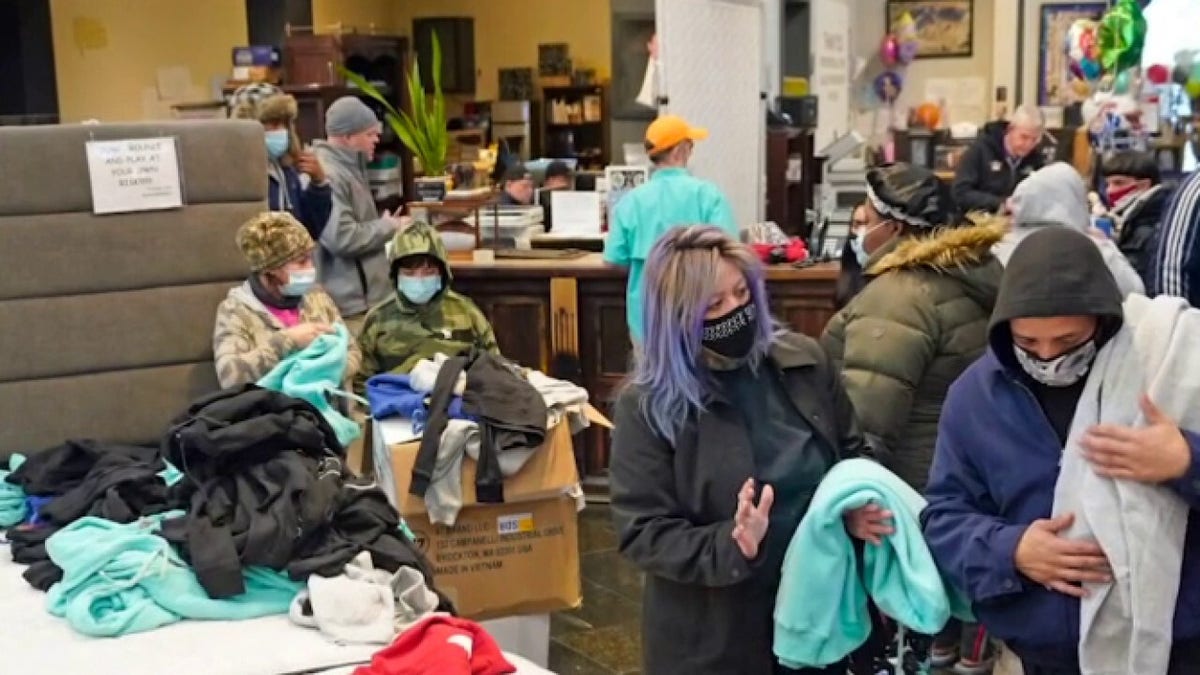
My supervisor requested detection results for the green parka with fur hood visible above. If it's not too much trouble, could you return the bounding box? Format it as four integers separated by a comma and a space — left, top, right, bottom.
821, 219, 1005, 490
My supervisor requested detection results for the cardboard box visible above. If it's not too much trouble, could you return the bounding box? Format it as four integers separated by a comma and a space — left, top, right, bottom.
376, 420, 583, 619
406, 494, 580, 620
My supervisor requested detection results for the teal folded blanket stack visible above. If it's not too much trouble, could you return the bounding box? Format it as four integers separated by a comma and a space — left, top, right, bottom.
0, 453, 27, 527
45, 513, 302, 637
773, 458, 973, 669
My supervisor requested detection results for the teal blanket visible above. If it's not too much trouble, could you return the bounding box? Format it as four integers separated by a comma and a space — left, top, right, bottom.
0, 453, 27, 527
257, 323, 360, 447
45, 513, 302, 637
773, 458, 973, 668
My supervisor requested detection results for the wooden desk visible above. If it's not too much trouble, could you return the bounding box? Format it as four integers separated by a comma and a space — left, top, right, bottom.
451, 254, 841, 492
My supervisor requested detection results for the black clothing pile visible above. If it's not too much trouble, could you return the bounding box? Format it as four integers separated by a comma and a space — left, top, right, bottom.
5, 440, 172, 589
411, 349, 547, 504
3, 385, 451, 614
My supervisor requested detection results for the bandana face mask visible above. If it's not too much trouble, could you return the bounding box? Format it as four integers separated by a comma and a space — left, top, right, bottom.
702, 301, 757, 359
1013, 339, 1097, 387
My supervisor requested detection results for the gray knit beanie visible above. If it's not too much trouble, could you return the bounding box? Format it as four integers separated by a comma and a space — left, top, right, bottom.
325, 96, 379, 137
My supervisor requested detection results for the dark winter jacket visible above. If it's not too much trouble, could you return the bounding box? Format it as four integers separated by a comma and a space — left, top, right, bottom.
161, 385, 441, 602
410, 349, 547, 504
921, 229, 1200, 668
609, 332, 869, 675
1111, 183, 1169, 290
269, 162, 333, 241
5, 440, 171, 584
821, 220, 1004, 490
952, 121, 1045, 213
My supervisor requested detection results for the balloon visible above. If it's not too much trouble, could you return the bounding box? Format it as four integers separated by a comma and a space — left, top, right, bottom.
1098, 0, 1147, 73
1174, 65, 1191, 85
914, 102, 941, 129
893, 11, 918, 42
1187, 79, 1200, 100
873, 71, 904, 103
880, 34, 900, 66
1146, 64, 1169, 85
1192, 62, 1200, 81
1071, 78, 1093, 99
1081, 58, 1102, 82
898, 40, 919, 65
1113, 70, 1133, 94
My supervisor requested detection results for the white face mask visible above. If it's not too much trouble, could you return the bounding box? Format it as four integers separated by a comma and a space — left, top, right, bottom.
1013, 339, 1097, 387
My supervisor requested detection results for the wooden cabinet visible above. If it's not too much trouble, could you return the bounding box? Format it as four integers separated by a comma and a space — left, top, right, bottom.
542, 85, 609, 170
281, 33, 414, 208
451, 255, 839, 493
765, 126, 818, 238
413, 17, 476, 94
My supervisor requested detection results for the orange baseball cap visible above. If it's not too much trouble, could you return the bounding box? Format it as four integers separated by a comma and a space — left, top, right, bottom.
645, 114, 708, 155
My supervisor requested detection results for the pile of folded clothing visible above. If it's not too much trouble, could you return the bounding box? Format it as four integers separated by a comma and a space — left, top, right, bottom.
367, 350, 592, 526
1, 384, 453, 641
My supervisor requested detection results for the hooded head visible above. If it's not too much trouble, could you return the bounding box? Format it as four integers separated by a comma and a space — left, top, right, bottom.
387, 222, 452, 309
1010, 162, 1091, 232
988, 227, 1123, 385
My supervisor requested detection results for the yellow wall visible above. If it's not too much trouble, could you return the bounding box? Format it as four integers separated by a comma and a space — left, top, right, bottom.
50, 0, 247, 122
392, 0, 613, 101
312, 0, 400, 34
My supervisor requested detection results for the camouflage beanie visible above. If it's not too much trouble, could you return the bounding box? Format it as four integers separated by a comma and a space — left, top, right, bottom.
236, 212, 314, 272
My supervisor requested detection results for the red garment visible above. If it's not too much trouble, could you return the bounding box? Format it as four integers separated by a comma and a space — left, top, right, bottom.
353, 616, 516, 675
749, 238, 809, 264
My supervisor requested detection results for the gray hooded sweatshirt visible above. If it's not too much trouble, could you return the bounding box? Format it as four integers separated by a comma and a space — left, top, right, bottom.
312, 140, 395, 318
993, 162, 1145, 297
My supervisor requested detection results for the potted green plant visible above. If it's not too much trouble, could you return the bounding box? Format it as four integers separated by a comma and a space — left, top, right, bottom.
341, 32, 449, 202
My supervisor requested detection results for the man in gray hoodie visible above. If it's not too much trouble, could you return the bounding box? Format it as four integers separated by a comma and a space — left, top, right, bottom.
313, 96, 404, 330
994, 162, 1144, 298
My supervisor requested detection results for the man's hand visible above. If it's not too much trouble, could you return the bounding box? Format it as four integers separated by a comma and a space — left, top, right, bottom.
1082, 395, 1192, 483
843, 503, 895, 545
1014, 513, 1112, 598
296, 151, 326, 184
381, 208, 405, 231
731, 478, 773, 560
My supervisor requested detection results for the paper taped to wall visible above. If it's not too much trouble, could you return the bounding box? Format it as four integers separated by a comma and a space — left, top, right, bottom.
924, 77, 987, 126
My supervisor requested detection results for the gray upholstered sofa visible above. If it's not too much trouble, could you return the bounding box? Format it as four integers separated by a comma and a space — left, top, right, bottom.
0, 120, 266, 457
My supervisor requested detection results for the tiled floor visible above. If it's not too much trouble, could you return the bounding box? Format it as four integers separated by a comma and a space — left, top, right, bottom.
547, 506, 973, 675
548, 505, 644, 675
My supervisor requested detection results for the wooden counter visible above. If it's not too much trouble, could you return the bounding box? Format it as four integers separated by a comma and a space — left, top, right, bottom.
451, 253, 841, 491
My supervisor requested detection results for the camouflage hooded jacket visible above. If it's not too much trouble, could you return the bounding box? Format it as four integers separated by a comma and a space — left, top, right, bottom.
213, 281, 362, 389
353, 223, 498, 394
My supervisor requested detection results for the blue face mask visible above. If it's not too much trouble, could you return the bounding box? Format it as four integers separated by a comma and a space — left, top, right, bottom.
265, 129, 290, 159
398, 275, 442, 305
281, 268, 316, 297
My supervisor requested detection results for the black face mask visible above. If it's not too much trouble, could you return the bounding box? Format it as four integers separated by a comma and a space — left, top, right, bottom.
702, 301, 758, 359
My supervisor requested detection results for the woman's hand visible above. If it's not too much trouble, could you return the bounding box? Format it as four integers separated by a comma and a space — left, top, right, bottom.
843, 503, 895, 545
731, 478, 773, 560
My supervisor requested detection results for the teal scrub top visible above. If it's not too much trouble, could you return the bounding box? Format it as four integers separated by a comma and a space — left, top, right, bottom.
602, 167, 738, 341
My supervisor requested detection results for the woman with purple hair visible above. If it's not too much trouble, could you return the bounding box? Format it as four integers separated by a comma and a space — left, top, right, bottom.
608, 225, 892, 674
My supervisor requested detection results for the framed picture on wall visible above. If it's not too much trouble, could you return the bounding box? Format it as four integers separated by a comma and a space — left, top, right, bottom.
1037, 3, 1106, 106
885, 0, 974, 59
